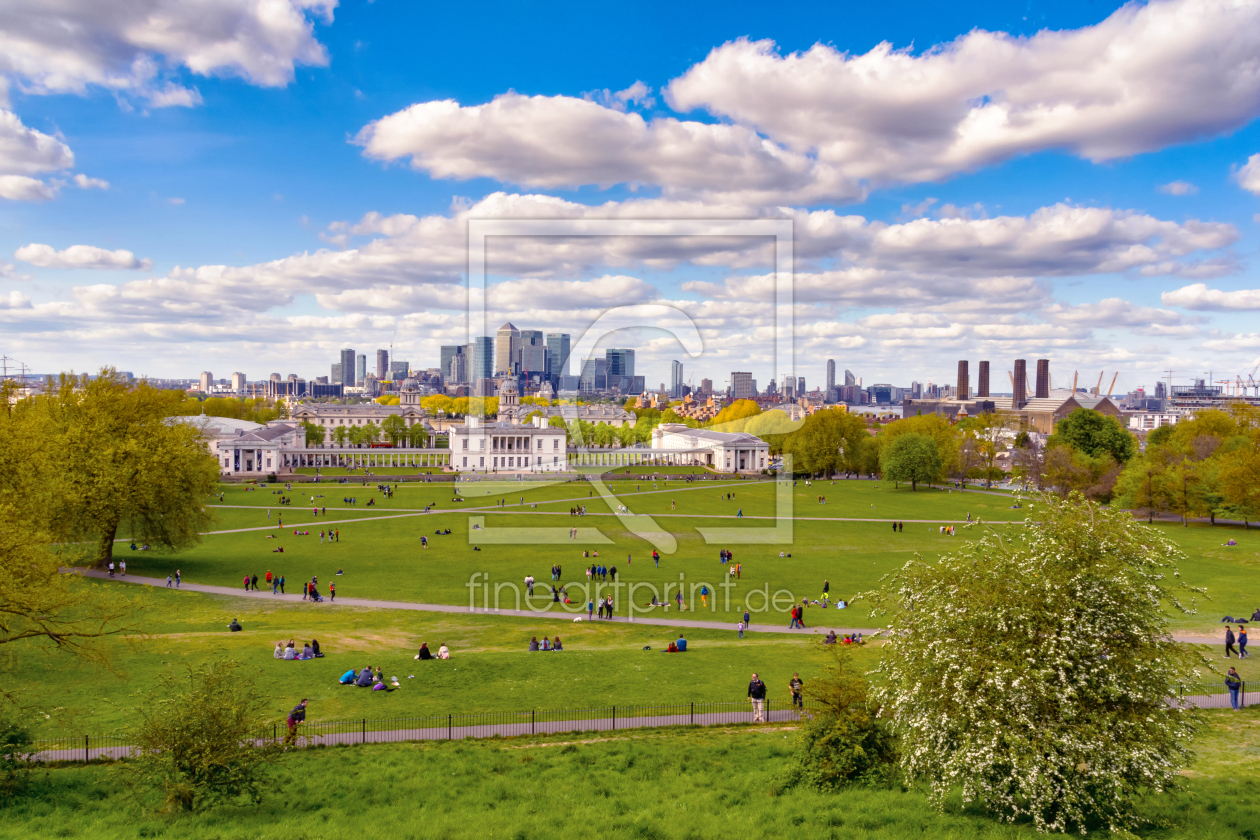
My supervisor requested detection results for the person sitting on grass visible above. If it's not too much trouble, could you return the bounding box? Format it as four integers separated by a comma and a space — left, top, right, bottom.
675, 634, 688, 652
528, 637, 539, 652
228, 618, 243, 632
552, 637, 563, 651
666, 641, 677, 653
824, 630, 837, 644
339, 669, 356, 685
312, 639, 323, 658
437, 643, 450, 660
283, 642, 297, 660
299, 643, 314, 660
540, 637, 551, 651
274, 642, 284, 658
416, 643, 433, 660
354, 666, 374, 687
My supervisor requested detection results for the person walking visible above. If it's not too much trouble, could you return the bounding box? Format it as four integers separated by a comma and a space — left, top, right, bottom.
165, 573, 173, 588
175, 569, 181, 588
1227, 625, 1238, 658
1226, 667, 1243, 711
243, 575, 250, 592
700, 585, 708, 608
743, 609, 750, 628
119, 559, 126, 577
1241, 626, 1250, 659
329, 582, 335, 602
284, 699, 308, 747
108, 561, 115, 578
789, 605, 800, 629
279, 574, 285, 594
587, 599, 594, 620
251, 574, 259, 591
737, 620, 745, 640
748, 673, 767, 723
789, 673, 804, 711
653, 550, 659, 568
334, 529, 339, 543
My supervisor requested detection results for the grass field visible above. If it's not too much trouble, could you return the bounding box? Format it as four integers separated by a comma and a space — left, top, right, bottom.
5, 711, 1259, 839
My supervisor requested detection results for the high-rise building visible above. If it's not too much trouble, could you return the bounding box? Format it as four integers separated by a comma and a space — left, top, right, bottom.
826, 359, 835, 391
231, 372, 247, 393
844, 369, 856, 387
331, 363, 342, 384
495, 322, 520, 375
700, 378, 713, 396
1154, 381, 1168, 400
580, 358, 608, 392
782, 374, 794, 401
731, 371, 753, 400
376, 349, 389, 380
957, 361, 969, 400
355, 354, 367, 385
389, 361, 410, 381
546, 333, 571, 379
977, 361, 990, 398
199, 371, 213, 392
1012, 359, 1028, 409
670, 360, 683, 398
1035, 359, 1050, 399
447, 352, 466, 384
519, 330, 547, 381
797, 376, 805, 397
339, 348, 355, 387
606, 349, 635, 378
469, 336, 494, 383
440, 346, 463, 383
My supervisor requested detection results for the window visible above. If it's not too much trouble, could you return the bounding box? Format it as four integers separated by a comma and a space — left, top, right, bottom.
462, 440, 469, 450
462, 457, 468, 467
553, 456, 558, 465
553, 439, 559, 451
537, 439, 543, 450
479, 457, 484, 467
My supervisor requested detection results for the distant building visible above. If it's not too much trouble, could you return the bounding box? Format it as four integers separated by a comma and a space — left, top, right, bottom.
700, 378, 713, 396
826, 360, 835, 392
376, 349, 389, 380
468, 337, 494, 382
330, 363, 342, 385
230, 372, 247, 393
731, 371, 753, 400
546, 333, 571, 380
520, 330, 548, 384
606, 349, 635, 378
495, 322, 520, 375
652, 424, 770, 473
199, 371, 214, 392
844, 369, 856, 387
670, 360, 683, 398
355, 354, 367, 386
339, 349, 356, 388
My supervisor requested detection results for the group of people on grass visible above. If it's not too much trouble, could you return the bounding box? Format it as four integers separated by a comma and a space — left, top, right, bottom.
340, 665, 399, 691
528, 636, 563, 651
274, 639, 323, 660
415, 642, 450, 660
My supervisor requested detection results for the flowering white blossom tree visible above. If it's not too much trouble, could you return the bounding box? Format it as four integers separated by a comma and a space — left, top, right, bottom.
865, 492, 1204, 833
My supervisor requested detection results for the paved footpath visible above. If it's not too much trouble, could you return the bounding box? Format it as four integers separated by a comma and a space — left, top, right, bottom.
75, 569, 1225, 644
75, 569, 876, 636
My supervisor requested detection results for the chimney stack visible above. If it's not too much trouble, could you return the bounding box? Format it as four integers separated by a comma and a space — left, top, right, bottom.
1035, 359, 1050, 399
956, 360, 969, 400
1012, 359, 1027, 409
977, 361, 990, 398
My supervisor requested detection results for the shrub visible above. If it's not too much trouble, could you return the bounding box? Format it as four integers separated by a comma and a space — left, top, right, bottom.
782, 645, 897, 791
124, 661, 274, 811
0, 708, 34, 800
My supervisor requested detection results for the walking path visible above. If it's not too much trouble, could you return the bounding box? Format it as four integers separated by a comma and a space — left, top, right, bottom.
74, 569, 876, 636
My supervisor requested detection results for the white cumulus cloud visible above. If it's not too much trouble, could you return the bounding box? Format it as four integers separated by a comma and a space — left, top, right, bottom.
1236, 153, 1260, 195
1159, 180, 1198, 195
0, 0, 336, 106
1161, 283, 1260, 310
15, 243, 153, 270
73, 173, 109, 190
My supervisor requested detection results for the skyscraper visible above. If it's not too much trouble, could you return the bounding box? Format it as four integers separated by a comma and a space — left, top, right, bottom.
606, 349, 635, 378
957, 360, 969, 400
977, 361, 990, 398
469, 336, 494, 383
1035, 359, 1050, 399
731, 371, 753, 400
519, 330, 547, 380
199, 371, 213, 392
844, 369, 856, 387
231, 372, 247, 393
376, 349, 389, 380
826, 359, 835, 391
495, 322, 520, 375
355, 354, 367, 385
797, 376, 805, 397
331, 363, 342, 384
580, 358, 608, 392
546, 333, 571, 379
440, 345, 463, 383
339, 348, 355, 387
782, 374, 794, 400
670, 360, 683, 398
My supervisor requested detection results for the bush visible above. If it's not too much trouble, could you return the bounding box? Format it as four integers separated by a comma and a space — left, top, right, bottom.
123, 661, 274, 811
782, 645, 897, 792
0, 708, 34, 800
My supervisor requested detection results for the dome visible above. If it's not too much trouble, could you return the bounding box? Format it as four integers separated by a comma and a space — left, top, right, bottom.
498, 378, 519, 396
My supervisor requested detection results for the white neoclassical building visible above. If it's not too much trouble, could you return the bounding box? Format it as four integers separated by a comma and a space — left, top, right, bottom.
651, 423, 770, 473
446, 380, 569, 473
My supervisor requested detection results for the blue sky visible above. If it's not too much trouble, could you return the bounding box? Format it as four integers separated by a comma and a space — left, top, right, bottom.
3, 0, 1260, 394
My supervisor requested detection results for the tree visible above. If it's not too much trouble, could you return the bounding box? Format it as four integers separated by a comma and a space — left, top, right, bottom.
301, 421, 324, 447
781, 644, 897, 791
1219, 444, 1260, 527
381, 414, 407, 445
707, 399, 760, 428
38, 371, 218, 567
1115, 444, 1177, 523
361, 422, 381, 444
331, 425, 349, 447
879, 432, 941, 490
781, 409, 866, 477
1047, 408, 1136, 463
865, 492, 1202, 834
406, 422, 429, 448
127, 661, 273, 811
969, 411, 1012, 488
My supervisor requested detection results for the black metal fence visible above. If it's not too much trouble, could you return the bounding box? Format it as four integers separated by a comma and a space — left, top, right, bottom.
29, 685, 1249, 763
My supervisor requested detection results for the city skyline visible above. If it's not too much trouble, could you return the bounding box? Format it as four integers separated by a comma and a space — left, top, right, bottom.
5, 1, 1260, 394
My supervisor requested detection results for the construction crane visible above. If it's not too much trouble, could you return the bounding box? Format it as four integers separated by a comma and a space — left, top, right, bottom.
1106, 372, 1119, 398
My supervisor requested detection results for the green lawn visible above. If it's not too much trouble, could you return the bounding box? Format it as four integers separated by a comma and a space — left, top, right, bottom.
6, 711, 1259, 839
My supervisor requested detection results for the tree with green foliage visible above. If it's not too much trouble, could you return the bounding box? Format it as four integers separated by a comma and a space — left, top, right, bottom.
1219, 444, 1260, 526
781, 409, 866, 477
331, 425, 349, 447
707, 399, 760, 428
879, 432, 941, 490
968, 411, 1012, 488
865, 492, 1202, 834
126, 661, 274, 811
1047, 408, 1135, 463
878, 413, 958, 481
35, 370, 219, 567
782, 644, 897, 792
301, 421, 324, 447
381, 414, 406, 445
406, 422, 429, 448
1115, 443, 1177, 522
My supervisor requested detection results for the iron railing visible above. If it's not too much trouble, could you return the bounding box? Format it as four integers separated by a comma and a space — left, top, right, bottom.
28, 684, 1247, 763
